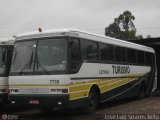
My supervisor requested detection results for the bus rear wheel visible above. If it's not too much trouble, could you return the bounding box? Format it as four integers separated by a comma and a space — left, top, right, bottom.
81, 88, 99, 114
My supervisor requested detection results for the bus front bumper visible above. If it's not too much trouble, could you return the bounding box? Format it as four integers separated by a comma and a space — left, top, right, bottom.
9, 94, 87, 108
0, 93, 8, 105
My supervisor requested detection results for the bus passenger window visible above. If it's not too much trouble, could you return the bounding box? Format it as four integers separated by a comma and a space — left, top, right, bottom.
115, 46, 126, 63
137, 51, 145, 65
99, 43, 114, 62
69, 38, 81, 71
84, 40, 98, 61
145, 52, 152, 65
127, 49, 136, 64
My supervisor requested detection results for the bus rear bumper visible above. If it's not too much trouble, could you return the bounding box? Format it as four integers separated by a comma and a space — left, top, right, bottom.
9, 94, 87, 109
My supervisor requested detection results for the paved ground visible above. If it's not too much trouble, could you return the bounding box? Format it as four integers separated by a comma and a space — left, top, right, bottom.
0, 91, 160, 120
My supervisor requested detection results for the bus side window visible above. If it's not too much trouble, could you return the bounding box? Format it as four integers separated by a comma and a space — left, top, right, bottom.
99, 43, 114, 62
69, 38, 81, 71
137, 51, 145, 65
84, 40, 98, 61
152, 53, 156, 66
127, 48, 136, 64
145, 52, 152, 66
115, 46, 126, 63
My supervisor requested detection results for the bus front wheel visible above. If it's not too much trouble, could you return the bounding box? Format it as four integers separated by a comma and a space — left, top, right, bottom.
81, 88, 99, 114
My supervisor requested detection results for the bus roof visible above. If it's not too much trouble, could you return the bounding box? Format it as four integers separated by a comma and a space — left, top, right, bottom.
16, 28, 154, 53
0, 37, 15, 45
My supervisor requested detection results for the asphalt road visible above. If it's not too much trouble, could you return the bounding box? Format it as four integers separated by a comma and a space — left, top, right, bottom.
0, 91, 160, 120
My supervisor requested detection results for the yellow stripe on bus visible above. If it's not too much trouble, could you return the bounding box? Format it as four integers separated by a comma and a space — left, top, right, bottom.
69, 77, 138, 100
69, 84, 90, 92
0, 84, 8, 86
69, 91, 89, 100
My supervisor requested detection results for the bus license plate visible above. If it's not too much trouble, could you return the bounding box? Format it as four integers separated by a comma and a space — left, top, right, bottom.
29, 100, 39, 105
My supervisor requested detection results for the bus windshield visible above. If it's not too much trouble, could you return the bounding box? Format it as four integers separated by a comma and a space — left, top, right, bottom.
11, 38, 68, 75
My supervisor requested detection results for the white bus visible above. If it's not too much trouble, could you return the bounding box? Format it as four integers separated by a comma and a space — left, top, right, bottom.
9, 29, 157, 114
0, 38, 14, 106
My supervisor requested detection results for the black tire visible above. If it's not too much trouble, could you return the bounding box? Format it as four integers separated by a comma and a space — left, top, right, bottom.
81, 88, 99, 114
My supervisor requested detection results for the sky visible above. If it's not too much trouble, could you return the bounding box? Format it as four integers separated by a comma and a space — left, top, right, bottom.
0, 0, 160, 38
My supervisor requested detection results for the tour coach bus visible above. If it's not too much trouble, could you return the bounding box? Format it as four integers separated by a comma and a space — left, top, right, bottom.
9, 29, 157, 113
0, 38, 14, 106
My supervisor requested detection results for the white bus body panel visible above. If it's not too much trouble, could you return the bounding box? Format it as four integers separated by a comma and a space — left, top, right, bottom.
72, 63, 151, 78
9, 75, 70, 94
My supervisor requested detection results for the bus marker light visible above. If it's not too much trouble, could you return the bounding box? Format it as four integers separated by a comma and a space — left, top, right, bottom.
38, 28, 42, 32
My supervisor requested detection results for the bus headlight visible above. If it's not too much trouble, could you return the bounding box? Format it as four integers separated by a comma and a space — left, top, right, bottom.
9, 89, 19, 94
50, 89, 68, 94
0, 89, 7, 93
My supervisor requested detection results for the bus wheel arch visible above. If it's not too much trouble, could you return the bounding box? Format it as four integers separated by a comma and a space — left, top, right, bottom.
81, 84, 101, 114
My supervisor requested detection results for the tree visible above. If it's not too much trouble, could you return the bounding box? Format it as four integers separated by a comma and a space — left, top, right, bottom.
105, 10, 143, 40
136, 34, 143, 39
